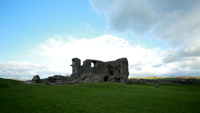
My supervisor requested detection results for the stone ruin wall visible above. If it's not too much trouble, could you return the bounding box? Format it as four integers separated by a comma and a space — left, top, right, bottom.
38, 58, 129, 85
70, 58, 129, 84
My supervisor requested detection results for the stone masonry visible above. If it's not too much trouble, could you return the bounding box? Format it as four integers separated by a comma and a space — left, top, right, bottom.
70, 57, 129, 84
45, 58, 129, 85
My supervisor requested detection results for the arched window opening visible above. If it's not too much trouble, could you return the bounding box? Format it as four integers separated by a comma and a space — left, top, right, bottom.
118, 65, 121, 76
91, 62, 94, 67
91, 61, 96, 67
107, 64, 113, 76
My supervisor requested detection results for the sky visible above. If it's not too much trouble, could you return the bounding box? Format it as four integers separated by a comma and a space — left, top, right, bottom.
0, 0, 200, 80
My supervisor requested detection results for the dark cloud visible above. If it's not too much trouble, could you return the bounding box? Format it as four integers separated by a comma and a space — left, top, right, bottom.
162, 37, 200, 64
147, 0, 200, 13
152, 64, 162, 68
134, 67, 142, 71
89, 0, 200, 46
162, 50, 180, 63
89, 1, 200, 74
89, 0, 159, 35
189, 66, 200, 70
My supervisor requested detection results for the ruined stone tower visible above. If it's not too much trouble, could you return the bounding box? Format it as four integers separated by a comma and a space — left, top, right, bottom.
70, 58, 81, 78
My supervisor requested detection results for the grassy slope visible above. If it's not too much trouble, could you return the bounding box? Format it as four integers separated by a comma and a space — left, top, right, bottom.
0, 78, 200, 113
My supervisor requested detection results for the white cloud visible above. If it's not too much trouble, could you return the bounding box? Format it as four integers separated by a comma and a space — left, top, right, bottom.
1, 34, 200, 79
89, 0, 200, 77
1, 34, 169, 79
32, 34, 176, 78
0, 61, 53, 80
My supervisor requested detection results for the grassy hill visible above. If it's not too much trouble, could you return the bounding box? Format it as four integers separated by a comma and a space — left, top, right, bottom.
0, 78, 200, 113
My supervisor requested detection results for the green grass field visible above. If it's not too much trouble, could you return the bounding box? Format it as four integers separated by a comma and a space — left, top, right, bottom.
0, 78, 200, 113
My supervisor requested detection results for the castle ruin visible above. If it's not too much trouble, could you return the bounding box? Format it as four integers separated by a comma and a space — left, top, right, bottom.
70, 57, 129, 84
45, 58, 129, 85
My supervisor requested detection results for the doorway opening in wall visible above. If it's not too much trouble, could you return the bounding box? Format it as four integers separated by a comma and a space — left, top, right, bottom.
104, 76, 108, 82
115, 78, 120, 83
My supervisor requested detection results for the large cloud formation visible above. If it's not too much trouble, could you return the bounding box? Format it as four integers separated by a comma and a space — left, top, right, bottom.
89, 0, 200, 76
1, 34, 199, 80
89, 0, 200, 44
0, 34, 171, 79
39, 33, 200, 78
89, 0, 159, 35
37, 34, 167, 77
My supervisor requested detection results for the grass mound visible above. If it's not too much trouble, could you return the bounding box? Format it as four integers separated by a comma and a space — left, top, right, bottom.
0, 78, 200, 113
